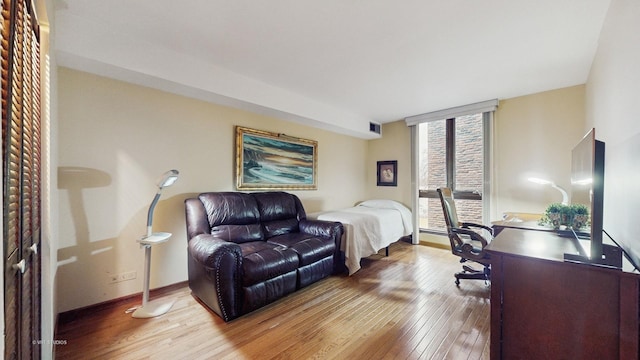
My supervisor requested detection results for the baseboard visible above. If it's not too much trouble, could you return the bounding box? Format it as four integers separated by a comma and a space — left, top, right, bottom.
57, 281, 188, 325
420, 240, 450, 251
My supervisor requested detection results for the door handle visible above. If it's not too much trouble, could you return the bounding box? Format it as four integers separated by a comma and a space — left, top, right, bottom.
12, 259, 26, 274
27, 243, 37, 255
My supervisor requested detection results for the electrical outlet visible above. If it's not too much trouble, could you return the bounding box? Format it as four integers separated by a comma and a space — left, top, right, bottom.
122, 271, 137, 281
108, 271, 137, 284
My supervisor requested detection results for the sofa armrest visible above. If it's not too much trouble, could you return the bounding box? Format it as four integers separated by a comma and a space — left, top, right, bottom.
299, 219, 345, 274
299, 219, 342, 239
185, 198, 211, 240
187, 234, 243, 321
189, 234, 242, 266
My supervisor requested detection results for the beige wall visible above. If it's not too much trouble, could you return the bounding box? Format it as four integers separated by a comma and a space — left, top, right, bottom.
366, 121, 412, 208
56, 68, 369, 312
493, 85, 586, 218
586, 0, 640, 266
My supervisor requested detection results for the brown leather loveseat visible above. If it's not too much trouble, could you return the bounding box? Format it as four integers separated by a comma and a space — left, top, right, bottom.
185, 191, 343, 321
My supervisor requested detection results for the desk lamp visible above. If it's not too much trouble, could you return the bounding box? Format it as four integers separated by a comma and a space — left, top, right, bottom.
131, 169, 179, 318
528, 177, 568, 205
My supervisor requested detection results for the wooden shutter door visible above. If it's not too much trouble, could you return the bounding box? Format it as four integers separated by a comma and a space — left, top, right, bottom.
3, 0, 23, 356
2, 0, 41, 358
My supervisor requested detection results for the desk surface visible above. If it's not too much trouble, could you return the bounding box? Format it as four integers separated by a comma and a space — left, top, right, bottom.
491, 220, 552, 232
486, 227, 584, 262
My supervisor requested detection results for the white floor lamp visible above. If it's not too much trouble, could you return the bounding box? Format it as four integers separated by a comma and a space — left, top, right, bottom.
131, 169, 179, 319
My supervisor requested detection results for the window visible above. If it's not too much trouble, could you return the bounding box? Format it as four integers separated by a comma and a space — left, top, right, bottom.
418, 114, 486, 232
405, 100, 496, 235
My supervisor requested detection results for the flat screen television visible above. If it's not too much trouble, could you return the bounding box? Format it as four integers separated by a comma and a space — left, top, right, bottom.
566, 128, 621, 268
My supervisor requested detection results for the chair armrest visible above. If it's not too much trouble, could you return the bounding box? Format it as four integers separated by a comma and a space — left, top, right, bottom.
452, 227, 489, 248
461, 222, 494, 237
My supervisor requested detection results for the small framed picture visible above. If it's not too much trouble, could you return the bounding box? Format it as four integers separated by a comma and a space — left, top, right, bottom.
377, 160, 397, 186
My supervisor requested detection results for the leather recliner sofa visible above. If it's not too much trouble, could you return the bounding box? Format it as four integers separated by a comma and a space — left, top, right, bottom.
185, 191, 344, 321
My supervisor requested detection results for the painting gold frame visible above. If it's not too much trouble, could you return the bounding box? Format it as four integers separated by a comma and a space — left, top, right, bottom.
236, 126, 318, 190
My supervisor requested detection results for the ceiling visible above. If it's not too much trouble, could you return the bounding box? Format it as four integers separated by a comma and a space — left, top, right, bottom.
54, 0, 611, 139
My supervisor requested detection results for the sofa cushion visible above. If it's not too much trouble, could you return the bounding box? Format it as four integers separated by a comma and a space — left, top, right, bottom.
253, 192, 301, 238
238, 242, 300, 286
262, 218, 300, 238
211, 224, 263, 243
199, 192, 263, 243
267, 233, 336, 266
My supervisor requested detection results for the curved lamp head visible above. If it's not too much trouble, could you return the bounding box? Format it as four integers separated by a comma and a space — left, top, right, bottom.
146, 170, 180, 236
157, 169, 179, 189
528, 177, 569, 205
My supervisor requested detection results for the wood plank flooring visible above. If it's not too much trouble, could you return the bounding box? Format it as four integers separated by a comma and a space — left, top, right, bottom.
55, 241, 490, 359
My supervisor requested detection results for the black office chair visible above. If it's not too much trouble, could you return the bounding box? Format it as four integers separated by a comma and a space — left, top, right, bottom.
437, 187, 492, 286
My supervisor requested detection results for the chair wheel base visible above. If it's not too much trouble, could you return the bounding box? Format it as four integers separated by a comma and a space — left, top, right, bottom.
454, 265, 490, 286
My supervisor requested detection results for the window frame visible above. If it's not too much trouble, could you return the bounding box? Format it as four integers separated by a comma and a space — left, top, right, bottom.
415, 112, 492, 234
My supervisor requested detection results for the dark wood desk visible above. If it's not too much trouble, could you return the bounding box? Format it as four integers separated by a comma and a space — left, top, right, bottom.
491, 220, 553, 236
486, 228, 639, 359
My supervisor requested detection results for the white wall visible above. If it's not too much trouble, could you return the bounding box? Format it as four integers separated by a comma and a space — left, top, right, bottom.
586, 0, 640, 265
56, 68, 369, 312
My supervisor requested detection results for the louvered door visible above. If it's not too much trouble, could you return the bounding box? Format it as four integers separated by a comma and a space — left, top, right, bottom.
2, 0, 41, 358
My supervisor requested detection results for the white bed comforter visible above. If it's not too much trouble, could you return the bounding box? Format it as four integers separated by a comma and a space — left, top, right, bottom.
310, 199, 413, 275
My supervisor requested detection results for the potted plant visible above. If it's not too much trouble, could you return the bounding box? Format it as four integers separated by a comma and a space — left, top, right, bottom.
542, 203, 565, 229
540, 203, 590, 230
570, 204, 589, 230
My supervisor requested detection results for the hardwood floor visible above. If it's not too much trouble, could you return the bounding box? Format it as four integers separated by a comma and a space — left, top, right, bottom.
55, 242, 490, 359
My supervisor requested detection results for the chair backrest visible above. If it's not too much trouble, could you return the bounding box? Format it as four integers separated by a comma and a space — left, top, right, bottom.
437, 187, 465, 253
437, 187, 460, 229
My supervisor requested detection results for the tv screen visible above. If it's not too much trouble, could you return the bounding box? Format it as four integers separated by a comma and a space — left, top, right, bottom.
570, 131, 594, 209
569, 128, 615, 267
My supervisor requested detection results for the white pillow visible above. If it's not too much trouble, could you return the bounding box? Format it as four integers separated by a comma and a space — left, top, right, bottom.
358, 199, 405, 210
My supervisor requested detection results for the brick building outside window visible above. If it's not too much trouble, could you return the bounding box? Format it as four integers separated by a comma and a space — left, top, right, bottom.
418, 113, 484, 232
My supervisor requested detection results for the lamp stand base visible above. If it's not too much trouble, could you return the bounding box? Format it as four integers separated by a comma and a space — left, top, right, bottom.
131, 298, 176, 319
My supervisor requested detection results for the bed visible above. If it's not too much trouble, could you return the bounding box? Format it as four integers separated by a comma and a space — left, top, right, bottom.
309, 199, 413, 275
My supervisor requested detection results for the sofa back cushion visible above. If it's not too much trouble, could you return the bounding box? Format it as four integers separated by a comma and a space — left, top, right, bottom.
252, 192, 305, 238
198, 192, 263, 243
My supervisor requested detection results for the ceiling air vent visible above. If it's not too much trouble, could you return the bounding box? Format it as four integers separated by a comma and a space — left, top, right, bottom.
369, 122, 381, 135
